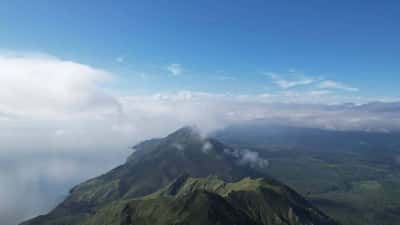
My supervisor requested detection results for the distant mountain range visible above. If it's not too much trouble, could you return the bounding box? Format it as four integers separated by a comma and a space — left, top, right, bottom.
21, 126, 338, 225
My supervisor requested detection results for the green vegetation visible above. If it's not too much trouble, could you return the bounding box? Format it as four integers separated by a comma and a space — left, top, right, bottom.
21, 127, 338, 225
256, 150, 400, 225
214, 124, 400, 225
82, 176, 337, 225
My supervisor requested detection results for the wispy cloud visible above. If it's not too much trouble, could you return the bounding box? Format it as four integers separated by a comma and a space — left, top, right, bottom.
115, 56, 124, 63
216, 75, 236, 81
318, 80, 359, 92
267, 72, 317, 89
266, 72, 359, 94
167, 63, 183, 75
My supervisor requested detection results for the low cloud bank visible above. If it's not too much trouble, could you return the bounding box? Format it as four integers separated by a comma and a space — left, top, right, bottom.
1, 53, 400, 156
0, 155, 125, 225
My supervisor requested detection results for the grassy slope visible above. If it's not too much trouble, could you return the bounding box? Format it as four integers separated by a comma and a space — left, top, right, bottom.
81, 176, 338, 225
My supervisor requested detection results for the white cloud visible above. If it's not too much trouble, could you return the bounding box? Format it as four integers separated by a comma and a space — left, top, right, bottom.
172, 143, 184, 151
0, 53, 121, 120
202, 141, 213, 153
117, 91, 400, 133
167, 63, 183, 75
266, 72, 359, 93
223, 148, 269, 169
238, 149, 269, 169
115, 56, 124, 63
216, 75, 236, 81
308, 90, 332, 96
54, 129, 66, 136
267, 72, 316, 89
318, 80, 359, 92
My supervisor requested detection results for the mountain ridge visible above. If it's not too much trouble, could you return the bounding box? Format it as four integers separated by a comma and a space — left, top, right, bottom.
82, 176, 338, 225
21, 126, 339, 225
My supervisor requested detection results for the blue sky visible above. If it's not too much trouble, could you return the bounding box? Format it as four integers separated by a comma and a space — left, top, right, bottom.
0, 0, 399, 98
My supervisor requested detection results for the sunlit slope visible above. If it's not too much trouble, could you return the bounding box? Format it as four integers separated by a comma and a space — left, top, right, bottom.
21, 127, 338, 225
82, 176, 338, 225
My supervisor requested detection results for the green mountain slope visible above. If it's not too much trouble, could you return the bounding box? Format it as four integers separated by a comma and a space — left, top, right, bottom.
79, 176, 337, 225
21, 127, 338, 225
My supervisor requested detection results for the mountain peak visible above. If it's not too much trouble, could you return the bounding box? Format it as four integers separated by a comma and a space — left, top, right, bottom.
167, 125, 202, 139
83, 176, 338, 225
